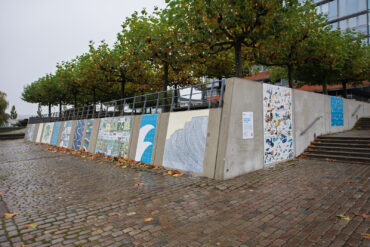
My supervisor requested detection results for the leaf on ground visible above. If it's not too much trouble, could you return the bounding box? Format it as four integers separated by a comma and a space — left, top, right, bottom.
114, 162, 121, 167
353, 212, 370, 219
336, 214, 350, 221
4, 212, 19, 219
216, 242, 220, 246
361, 233, 370, 239
127, 212, 136, 216
360, 188, 368, 192
338, 190, 345, 193
135, 183, 144, 187
0, 192, 3, 196
133, 177, 138, 180
262, 190, 269, 194
108, 212, 120, 216
23, 223, 37, 229
343, 179, 352, 183
168, 171, 173, 175
144, 218, 154, 222
172, 173, 184, 177
121, 166, 127, 169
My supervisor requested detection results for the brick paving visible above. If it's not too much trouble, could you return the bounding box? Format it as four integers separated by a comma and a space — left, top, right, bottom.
0, 139, 369, 247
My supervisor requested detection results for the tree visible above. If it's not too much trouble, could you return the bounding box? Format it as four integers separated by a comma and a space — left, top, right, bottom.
168, 0, 286, 77
337, 34, 370, 98
0, 91, 9, 126
293, 28, 347, 94
37, 103, 42, 117
254, 0, 326, 88
10, 105, 17, 120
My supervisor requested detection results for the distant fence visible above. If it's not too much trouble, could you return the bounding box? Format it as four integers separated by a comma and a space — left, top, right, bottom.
28, 79, 226, 124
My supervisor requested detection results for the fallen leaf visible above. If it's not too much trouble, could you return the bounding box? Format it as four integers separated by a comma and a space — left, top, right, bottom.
262, 190, 269, 194
58, 197, 62, 199
135, 183, 144, 187
0, 192, 3, 196
108, 212, 120, 216
127, 212, 136, 216
168, 171, 173, 175
343, 179, 352, 183
23, 223, 37, 229
337, 214, 350, 221
360, 188, 368, 192
353, 212, 370, 219
121, 166, 127, 169
338, 190, 345, 193
133, 177, 138, 180
307, 197, 315, 200
144, 218, 154, 222
172, 174, 184, 177
216, 242, 220, 246
114, 162, 121, 167
361, 233, 370, 239
4, 212, 19, 219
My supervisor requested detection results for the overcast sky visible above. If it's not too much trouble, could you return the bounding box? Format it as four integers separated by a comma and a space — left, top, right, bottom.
0, 0, 166, 116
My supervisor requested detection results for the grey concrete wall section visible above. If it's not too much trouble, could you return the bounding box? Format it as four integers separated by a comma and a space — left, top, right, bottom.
293, 89, 326, 156
31, 124, 39, 142
56, 121, 65, 147
202, 108, 222, 179
128, 115, 142, 160
38, 123, 45, 143
345, 99, 366, 128
215, 78, 264, 180
24, 124, 30, 141
88, 119, 101, 153
152, 113, 170, 166
67, 120, 77, 149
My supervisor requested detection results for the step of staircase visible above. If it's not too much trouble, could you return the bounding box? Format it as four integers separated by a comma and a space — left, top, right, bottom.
308, 145, 370, 153
311, 142, 370, 148
304, 153, 370, 163
305, 149, 370, 158
317, 136, 370, 141
313, 139, 370, 144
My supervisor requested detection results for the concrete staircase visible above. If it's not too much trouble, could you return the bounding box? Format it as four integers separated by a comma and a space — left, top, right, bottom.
303, 118, 370, 164
354, 117, 370, 130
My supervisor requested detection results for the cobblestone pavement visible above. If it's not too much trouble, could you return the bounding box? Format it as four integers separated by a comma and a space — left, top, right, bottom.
0, 140, 369, 247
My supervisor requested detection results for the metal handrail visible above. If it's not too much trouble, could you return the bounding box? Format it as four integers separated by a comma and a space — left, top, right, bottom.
28, 79, 226, 124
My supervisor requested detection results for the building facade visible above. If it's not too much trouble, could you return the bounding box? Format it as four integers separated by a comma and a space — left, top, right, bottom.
315, 0, 369, 44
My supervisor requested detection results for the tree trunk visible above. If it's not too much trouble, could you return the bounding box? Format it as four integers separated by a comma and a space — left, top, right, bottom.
162, 62, 169, 112
74, 93, 77, 108
120, 74, 126, 99
323, 76, 328, 95
287, 65, 293, 88
234, 40, 243, 78
59, 100, 62, 118
48, 103, 52, 118
342, 81, 347, 98
92, 88, 96, 107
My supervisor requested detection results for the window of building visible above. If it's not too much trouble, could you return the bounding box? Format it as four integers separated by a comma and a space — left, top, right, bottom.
328, 0, 338, 19
339, 19, 348, 29
347, 0, 357, 15
358, 0, 367, 11
339, 0, 346, 16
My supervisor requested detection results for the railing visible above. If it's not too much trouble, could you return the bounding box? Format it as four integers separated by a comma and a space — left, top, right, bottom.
28, 79, 226, 124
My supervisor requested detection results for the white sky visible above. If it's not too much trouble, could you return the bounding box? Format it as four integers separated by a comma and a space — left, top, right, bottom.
0, 0, 166, 116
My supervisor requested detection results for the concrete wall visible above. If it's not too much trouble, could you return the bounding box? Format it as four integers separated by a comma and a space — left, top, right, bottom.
127, 115, 141, 160
24, 78, 370, 180
215, 78, 264, 180
56, 121, 65, 147
152, 113, 170, 166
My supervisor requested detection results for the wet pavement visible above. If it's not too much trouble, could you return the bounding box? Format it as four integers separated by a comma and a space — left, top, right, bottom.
0, 139, 369, 247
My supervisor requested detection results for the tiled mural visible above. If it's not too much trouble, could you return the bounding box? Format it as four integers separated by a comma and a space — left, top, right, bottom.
51, 122, 61, 146
95, 116, 132, 157
163, 110, 209, 173
330, 96, 344, 126
41, 122, 55, 144
135, 114, 158, 164
263, 84, 294, 164
72, 120, 85, 150
82, 119, 94, 151
59, 121, 73, 148
35, 123, 44, 143
25, 124, 35, 141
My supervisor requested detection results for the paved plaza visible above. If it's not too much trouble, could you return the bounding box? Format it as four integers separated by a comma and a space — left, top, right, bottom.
0, 139, 369, 247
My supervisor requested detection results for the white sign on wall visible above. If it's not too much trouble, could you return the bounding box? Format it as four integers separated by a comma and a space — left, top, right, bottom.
242, 112, 253, 139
